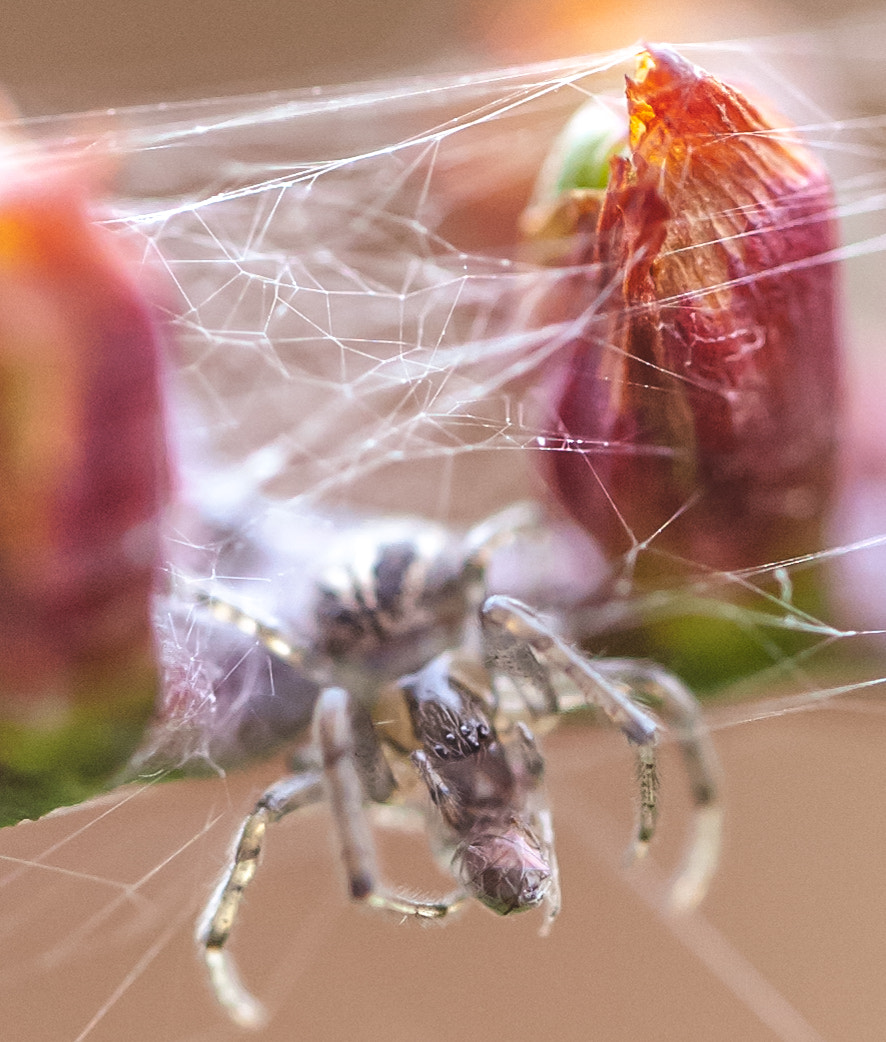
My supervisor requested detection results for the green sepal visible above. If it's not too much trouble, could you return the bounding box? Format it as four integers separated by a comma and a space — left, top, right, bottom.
533, 100, 629, 202
0, 664, 156, 827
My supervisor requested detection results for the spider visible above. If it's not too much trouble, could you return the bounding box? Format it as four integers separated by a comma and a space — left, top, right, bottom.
172, 503, 721, 1028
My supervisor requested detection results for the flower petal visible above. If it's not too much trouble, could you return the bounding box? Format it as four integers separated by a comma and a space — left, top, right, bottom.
539, 46, 842, 571
0, 139, 169, 822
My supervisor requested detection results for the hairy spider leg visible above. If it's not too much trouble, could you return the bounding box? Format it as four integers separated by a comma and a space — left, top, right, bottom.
592, 659, 723, 912
480, 595, 721, 911
313, 686, 466, 920
481, 595, 660, 853
513, 721, 561, 932
191, 589, 313, 671
198, 686, 466, 1027
198, 771, 325, 1029
462, 501, 545, 574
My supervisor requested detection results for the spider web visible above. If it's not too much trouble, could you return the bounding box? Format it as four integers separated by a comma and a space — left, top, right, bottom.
2, 32, 886, 1042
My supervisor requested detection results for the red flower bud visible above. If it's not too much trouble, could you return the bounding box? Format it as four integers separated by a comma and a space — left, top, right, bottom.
0, 137, 170, 822
534, 46, 842, 572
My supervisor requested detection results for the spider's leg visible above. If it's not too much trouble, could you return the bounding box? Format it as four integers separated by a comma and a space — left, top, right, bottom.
187, 584, 315, 672
486, 635, 561, 717
482, 596, 686, 873
198, 770, 326, 1028
593, 659, 722, 912
463, 501, 545, 573
411, 748, 459, 821
513, 720, 545, 779
514, 722, 561, 932
483, 595, 721, 909
315, 687, 466, 920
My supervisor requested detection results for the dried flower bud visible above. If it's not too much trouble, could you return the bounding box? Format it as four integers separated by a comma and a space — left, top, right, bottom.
0, 135, 169, 823
532, 46, 842, 572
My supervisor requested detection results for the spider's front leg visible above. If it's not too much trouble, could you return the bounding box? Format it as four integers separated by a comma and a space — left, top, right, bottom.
314, 686, 467, 921
198, 685, 465, 1028
591, 657, 723, 911
481, 595, 722, 912
482, 596, 661, 854
198, 768, 326, 1028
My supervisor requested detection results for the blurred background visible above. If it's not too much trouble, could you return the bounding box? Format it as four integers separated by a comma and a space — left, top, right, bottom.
0, 0, 883, 114
2, 3, 886, 1042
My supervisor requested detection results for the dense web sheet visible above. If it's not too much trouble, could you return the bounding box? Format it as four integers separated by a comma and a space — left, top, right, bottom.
3, 35, 886, 1042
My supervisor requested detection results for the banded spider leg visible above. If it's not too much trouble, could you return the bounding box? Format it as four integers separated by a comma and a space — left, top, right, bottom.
480, 594, 722, 912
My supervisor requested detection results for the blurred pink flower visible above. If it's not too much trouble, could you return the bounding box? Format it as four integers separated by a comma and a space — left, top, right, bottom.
0, 139, 170, 821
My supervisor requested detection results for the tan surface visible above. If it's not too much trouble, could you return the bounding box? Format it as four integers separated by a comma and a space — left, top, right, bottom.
0, 700, 883, 1042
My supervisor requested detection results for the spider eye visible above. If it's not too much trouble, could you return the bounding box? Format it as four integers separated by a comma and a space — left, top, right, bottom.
428, 716, 491, 758
455, 825, 551, 915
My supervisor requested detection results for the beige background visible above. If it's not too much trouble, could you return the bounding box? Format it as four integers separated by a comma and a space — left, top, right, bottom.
0, 0, 873, 116
1, 3, 886, 1041
3, 701, 886, 1041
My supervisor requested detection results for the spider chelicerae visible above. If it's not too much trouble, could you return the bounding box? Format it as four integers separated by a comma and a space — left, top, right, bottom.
167, 503, 721, 1027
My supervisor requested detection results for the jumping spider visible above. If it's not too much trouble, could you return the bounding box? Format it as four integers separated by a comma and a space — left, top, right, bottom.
175, 504, 721, 1027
